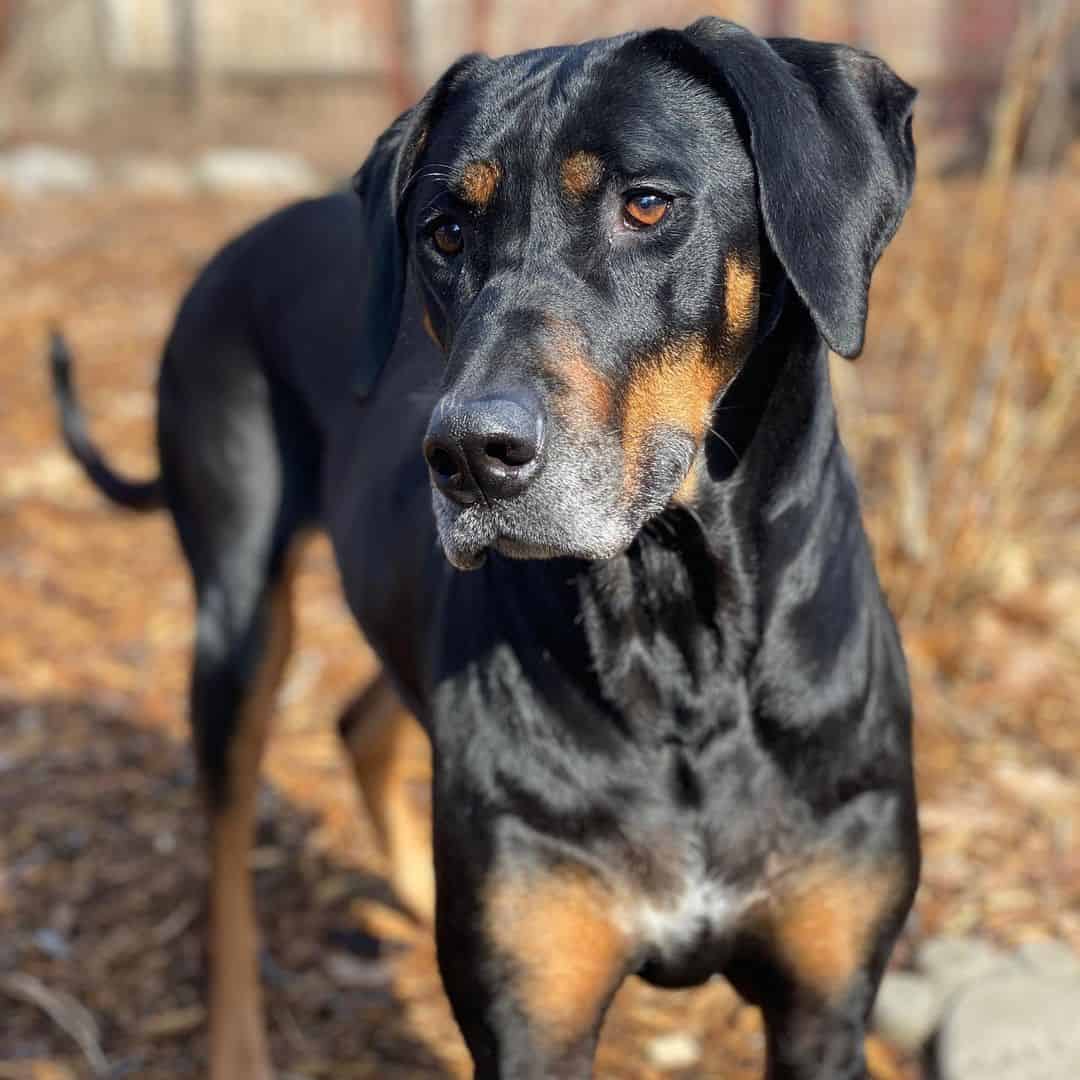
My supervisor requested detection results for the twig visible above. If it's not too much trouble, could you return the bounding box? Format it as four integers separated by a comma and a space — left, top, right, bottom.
0, 972, 109, 1076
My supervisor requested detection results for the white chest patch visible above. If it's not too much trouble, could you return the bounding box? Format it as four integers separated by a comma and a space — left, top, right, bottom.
627, 874, 756, 956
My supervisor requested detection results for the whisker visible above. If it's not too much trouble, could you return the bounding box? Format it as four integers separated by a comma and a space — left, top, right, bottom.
707, 426, 741, 465
401, 163, 454, 197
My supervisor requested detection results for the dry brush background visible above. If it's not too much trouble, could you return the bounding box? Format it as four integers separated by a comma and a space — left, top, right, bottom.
1, 4, 1078, 1078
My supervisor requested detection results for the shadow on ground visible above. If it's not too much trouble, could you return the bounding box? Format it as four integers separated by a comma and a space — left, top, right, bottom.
0, 695, 451, 1079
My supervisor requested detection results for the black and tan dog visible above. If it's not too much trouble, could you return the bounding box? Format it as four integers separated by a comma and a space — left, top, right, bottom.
52, 16, 920, 1079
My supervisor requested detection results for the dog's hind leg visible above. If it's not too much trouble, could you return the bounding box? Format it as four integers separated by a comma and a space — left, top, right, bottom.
197, 557, 296, 1080
339, 677, 435, 925
158, 334, 319, 1079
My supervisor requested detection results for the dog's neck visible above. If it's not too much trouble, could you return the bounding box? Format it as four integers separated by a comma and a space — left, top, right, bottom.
509, 297, 852, 738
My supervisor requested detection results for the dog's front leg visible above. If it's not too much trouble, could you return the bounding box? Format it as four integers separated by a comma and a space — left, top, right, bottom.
760, 987, 877, 1080
729, 851, 916, 1080
434, 836, 631, 1080
338, 676, 435, 924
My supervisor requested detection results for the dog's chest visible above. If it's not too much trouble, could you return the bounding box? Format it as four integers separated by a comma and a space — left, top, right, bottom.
612, 827, 767, 987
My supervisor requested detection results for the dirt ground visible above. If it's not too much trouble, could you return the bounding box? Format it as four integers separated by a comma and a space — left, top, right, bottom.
0, 165, 1077, 1079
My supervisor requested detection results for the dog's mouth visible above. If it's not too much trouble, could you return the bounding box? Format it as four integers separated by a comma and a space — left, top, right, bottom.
432, 494, 635, 571
425, 410, 699, 571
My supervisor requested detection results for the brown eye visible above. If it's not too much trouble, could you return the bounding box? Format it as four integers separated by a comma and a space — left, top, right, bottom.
431, 219, 464, 256
624, 192, 671, 228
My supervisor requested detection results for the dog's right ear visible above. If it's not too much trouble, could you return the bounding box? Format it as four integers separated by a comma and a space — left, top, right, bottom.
639, 19, 916, 359
352, 55, 486, 398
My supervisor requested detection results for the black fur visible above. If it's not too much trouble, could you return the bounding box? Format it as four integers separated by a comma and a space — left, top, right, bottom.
53, 17, 919, 1079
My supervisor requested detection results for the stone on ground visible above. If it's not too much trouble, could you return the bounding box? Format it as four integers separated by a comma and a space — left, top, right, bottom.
194, 148, 321, 193
872, 970, 942, 1052
937, 972, 1080, 1080
646, 1031, 702, 1071
0, 145, 99, 195
916, 936, 1017, 997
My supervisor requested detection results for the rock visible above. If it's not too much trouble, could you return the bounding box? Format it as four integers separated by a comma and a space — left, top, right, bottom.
322, 949, 392, 991
194, 148, 321, 194
871, 970, 943, 1052
1017, 939, 1080, 979
31, 927, 70, 960
645, 1031, 702, 1071
937, 973, 1080, 1080
114, 156, 194, 196
916, 935, 1017, 998
0, 144, 99, 195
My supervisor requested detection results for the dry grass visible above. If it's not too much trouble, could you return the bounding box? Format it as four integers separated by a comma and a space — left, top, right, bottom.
843, 0, 1079, 626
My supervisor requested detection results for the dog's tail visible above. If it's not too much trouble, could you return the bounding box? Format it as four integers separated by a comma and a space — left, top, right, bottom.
48, 329, 164, 512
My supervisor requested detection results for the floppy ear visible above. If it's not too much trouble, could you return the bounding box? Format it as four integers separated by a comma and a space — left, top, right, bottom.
653, 18, 916, 358
351, 55, 486, 397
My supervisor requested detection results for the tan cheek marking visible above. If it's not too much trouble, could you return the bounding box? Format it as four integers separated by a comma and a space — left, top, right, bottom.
724, 255, 758, 345
560, 352, 614, 427
673, 457, 701, 507
621, 337, 736, 491
762, 859, 902, 1002
560, 151, 604, 200
546, 320, 614, 428
487, 868, 629, 1046
421, 308, 441, 348
460, 160, 501, 209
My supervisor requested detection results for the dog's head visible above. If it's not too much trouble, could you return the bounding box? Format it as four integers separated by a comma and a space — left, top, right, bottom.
354, 18, 915, 570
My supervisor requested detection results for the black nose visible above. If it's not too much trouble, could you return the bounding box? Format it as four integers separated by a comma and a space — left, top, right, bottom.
424, 393, 544, 506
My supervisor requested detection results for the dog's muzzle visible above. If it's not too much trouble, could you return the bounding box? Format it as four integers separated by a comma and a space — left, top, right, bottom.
423, 390, 545, 506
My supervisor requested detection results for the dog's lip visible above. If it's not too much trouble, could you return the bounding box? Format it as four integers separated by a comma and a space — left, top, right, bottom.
446, 544, 488, 571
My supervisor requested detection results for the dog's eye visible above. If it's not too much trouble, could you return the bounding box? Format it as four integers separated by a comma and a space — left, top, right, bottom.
430, 218, 464, 256
623, 192, 671, 228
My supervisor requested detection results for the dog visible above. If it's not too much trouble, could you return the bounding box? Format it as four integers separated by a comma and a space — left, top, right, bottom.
51, 16, 920, 1079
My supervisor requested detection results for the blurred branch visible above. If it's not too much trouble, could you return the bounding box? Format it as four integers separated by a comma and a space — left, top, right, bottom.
894, 0, 1077, 620
472, 0, 496, 53
172, 0, 201, 113
386, 0, 418, 111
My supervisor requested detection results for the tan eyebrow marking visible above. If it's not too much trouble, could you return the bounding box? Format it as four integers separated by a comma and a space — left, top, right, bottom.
459, 160, 501, 209
560, 151, 604, 199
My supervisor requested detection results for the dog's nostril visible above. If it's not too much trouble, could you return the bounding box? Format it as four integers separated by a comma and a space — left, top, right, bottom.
483, 437, 535, 468
427, 446, 459, 479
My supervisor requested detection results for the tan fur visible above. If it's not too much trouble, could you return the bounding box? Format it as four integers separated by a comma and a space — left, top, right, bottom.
627, 257, 758, 498
459, 160, 501, 209
761, 858, 902, 1001
560, 151, 604, 199
340, 677, 435, 924
487, 866, 629, 1048
207, 545, 302, 1080
621, 337, 735, 490
422, 308, 441, 349
560, 352, 615, 426
724, 254, 758, 344
545, 319, 615, 427
673, 457, 701, 506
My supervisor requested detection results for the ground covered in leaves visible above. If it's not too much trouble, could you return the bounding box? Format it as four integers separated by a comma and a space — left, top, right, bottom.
1, 169, 1077, 1079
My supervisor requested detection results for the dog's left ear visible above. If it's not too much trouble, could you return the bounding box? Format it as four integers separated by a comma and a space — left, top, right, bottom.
651, 19, 916, 358
351, 55, 486, 397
